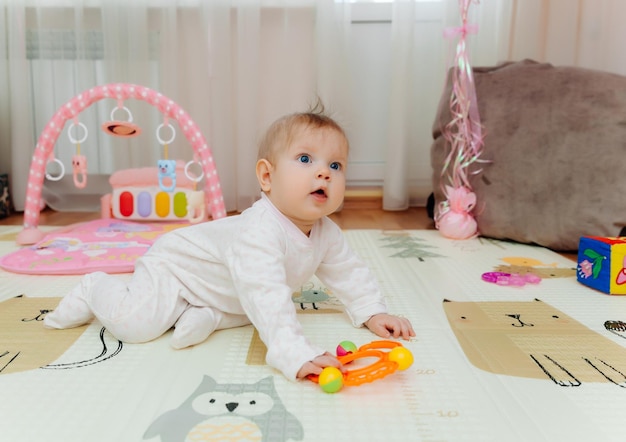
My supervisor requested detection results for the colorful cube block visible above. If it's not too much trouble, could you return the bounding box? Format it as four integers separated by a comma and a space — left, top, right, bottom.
577, 236, 626, 295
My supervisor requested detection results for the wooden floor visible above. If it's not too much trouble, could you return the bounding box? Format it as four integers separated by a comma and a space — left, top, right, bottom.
0, 206, 436, 231
0, 205, 578, 261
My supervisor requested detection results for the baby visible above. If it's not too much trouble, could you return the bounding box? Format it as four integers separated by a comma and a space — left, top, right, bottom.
45, 108, 415, 381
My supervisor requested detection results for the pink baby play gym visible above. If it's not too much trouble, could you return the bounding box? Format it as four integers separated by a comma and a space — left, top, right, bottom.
1, 83, 227, 275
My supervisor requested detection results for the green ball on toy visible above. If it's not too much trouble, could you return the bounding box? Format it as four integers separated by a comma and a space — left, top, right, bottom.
388, 346, 414, 370
318, 366, 344, 393
336, 340, 358, 357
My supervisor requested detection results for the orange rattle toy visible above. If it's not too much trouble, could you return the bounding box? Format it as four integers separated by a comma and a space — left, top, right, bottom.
308, 340, 413, 393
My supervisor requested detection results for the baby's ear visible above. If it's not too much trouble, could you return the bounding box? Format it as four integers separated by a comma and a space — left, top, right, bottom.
255, 159, 273, 192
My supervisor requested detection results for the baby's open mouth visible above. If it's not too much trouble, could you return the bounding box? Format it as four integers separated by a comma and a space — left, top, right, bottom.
312, 188, 326, 197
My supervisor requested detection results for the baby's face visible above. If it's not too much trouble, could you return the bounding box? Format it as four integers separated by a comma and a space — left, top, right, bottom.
265, 126, 348, 234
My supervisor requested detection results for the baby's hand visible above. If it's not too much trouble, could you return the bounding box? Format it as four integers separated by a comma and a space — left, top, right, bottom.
296, 352, 345, 380
365, 313, 415, 340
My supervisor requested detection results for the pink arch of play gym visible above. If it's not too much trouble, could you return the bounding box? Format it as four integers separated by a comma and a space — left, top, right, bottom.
17, 83, 226, 245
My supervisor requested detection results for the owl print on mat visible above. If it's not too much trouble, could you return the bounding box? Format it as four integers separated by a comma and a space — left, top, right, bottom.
443, 299, 626, 387
144, 376, 303, 442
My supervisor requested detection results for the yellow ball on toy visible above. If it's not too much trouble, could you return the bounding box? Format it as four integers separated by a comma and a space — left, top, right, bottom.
318, 366, 344, 393
388, 346, 414, 371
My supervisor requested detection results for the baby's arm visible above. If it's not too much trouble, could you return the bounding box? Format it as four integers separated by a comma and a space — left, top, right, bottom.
365, 313, 415, 340
296, 352, 345, 380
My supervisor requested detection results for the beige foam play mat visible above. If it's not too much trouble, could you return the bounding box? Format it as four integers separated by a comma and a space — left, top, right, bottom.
1, 227, 624, 441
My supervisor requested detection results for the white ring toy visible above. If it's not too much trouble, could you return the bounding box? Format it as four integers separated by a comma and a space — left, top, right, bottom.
156, 123, 176, 145
110, 106, 134, 123
45, 158, 65, 181
184, 160, 204, 182
67, 121, 88, 144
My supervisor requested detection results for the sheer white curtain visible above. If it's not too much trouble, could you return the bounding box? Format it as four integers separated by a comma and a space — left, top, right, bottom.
1, 1, 166, 211
442, 0, 626, 73
2, 0, 626, 215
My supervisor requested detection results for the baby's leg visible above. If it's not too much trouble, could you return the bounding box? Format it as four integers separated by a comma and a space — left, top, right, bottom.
170, 307, 250, 349
45, 271, 188, 344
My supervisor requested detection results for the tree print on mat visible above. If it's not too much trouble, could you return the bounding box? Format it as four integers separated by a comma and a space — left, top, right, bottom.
380, 234, 444, 261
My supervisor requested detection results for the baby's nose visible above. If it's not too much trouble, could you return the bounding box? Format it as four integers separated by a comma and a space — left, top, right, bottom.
317, 166, 331, 180
317, 171, 330, 180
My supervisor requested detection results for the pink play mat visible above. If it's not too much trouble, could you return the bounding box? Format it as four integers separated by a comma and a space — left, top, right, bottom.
0, 219, 187, 275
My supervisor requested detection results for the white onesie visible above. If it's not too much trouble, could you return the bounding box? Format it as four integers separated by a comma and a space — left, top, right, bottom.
45, 193, 388, 381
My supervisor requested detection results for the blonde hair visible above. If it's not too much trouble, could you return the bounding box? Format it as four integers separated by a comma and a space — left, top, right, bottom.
257, 103, 348, 164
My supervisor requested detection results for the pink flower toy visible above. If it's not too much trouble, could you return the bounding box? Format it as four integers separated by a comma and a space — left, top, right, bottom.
72, 155, 88, 189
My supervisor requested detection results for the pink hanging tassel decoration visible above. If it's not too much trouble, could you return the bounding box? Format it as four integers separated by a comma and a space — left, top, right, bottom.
435, 0, 485, 240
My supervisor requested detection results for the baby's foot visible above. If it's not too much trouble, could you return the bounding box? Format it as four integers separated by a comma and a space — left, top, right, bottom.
170, 306, 219, 349
44, 291, 94, 329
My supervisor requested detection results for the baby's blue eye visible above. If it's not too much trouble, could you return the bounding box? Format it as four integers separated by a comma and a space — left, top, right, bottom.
298, 155, 311, 164
330, 162, 341, 171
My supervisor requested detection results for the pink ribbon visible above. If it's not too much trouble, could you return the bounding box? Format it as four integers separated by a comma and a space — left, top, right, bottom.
443, 23, 479, 40
435, 1, 484, 240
